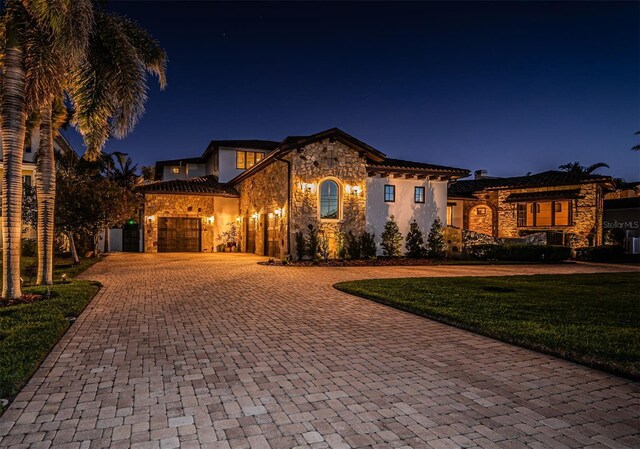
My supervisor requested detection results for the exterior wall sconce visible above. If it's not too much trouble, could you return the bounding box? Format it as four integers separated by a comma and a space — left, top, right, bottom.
268, 212, 274, 219
205, 216, 215, 224
274, 208, 282, 217
251, 212, 259, 220
236, 216, 242, 223
346, 185, 361, 196
300, 182, 315, 193
146, 215, 155, 222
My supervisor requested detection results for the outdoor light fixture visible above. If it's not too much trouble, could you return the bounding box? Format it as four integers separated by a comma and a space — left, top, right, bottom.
251, 212, 259, 220
352, 185, 361, 195
274, 208, 282, 217
206, 216, 215, 224
236, 216, 242, 223
300, 182, 315, 193
147, 215, 155, 222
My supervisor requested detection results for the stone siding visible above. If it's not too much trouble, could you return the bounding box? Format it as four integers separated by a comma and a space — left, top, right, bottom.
143, 193, 238, 252
290, 139, 368, 258
461, 184, 605, 247
236, 160, 289, 257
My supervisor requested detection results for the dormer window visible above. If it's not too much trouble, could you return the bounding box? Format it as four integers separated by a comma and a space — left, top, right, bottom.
172, 167, 180, 174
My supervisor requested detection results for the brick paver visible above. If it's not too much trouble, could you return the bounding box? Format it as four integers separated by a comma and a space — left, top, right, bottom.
0, 253, 638, 448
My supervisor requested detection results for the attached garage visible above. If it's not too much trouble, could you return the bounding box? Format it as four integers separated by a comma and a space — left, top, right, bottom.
158, 217, 202, 252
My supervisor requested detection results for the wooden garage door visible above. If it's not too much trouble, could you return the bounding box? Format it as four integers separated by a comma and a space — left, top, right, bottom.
158, 218, 201, 252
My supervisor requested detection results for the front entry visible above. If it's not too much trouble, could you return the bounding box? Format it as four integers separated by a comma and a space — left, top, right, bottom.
158, 217, 201, 252
122, 222, 140, 252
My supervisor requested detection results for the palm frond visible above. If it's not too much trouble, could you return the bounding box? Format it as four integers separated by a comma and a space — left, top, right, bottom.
585, 162, 609, 174
21, 0, 94, 64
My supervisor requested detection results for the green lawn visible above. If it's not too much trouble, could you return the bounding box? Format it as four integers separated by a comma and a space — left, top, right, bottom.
335, 273, 640, 379
0, 256, 101, 408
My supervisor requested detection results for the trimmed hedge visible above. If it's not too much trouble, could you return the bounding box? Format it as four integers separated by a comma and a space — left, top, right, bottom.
466, 244, 571, 262
574, 245, 625, 262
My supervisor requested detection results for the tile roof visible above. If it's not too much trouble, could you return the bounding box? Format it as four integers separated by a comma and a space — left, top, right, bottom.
449, 171, 614, 197
367, 158, 470, 175
504, 189, 583, 203
136, 175, 239, 197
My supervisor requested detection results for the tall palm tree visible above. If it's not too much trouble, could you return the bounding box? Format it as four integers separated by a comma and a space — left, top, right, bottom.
558, 161, 610, 174
0, 0, 92, 298
35, 8, 165, 278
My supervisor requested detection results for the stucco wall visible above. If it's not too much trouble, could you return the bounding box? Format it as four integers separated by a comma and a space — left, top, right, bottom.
366, 177, 447, 255
142, 193, 239, 252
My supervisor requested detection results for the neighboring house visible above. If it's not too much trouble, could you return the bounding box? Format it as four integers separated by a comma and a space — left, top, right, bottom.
0, 130, 77, 245
603, 181, 640, 252
447, 169, 615, 247
138, 128, 469, 257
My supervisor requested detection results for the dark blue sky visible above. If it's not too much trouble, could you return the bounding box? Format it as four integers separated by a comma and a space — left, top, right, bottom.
62, 1, 640, 180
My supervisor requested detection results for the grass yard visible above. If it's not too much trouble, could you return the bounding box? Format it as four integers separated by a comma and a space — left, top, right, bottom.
0, 256, 101, 410
335, 273, 640, 379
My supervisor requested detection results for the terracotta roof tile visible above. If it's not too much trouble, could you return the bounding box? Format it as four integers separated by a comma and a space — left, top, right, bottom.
137, 175, 239, 196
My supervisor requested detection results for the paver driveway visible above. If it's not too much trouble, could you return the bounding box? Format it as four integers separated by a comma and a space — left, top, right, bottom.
1, 253, 638, 449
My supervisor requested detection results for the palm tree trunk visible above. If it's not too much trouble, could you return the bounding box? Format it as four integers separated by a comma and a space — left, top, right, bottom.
1, 33, 27, 300
68, 232, 79, 265
36, 104, 55, 285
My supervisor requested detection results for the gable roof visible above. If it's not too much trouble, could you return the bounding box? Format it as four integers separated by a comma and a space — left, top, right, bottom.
229, 127, 388, 184
136, 175, 239, 197
153, 157, 205, 180
449, 170, 614, 198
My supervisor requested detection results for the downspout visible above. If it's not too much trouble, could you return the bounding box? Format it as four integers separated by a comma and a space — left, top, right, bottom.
275, 154, 292, 256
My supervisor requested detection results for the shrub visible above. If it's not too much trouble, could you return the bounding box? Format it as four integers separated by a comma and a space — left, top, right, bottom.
467, 244, 571, 262
306, 224, 318, 259
336, 232, 347, 259
426, 217, 447, 258
318, 233, 330, 260
360, 232, 377, 258
405, 220, 426, 258
381, 216, 403, 257
294, 231, 306, 260
574, 245, 625, 262
21, 238, 37, 257
345, 231, 361, 259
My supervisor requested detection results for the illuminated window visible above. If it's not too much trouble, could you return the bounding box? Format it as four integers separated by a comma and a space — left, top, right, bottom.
414, 186, 425, 203
446, 205, 454, 226
518, 201, 572, 227
171, 167, 180, 174
320, 180, 339, 219
476, 207, 487, 216
384, 185, 395, 202
236, 151, 266, 169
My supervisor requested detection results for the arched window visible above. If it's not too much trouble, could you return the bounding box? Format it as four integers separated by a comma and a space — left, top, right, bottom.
320, 179, 340, 219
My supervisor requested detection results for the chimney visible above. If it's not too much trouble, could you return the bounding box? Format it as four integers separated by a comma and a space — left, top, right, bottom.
475, 169, 488, 180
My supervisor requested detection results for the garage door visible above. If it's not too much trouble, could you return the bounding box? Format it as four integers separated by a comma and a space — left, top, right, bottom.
158, 217, 201, 252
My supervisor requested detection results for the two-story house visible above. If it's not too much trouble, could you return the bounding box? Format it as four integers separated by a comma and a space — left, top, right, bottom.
138, 128, 470, 257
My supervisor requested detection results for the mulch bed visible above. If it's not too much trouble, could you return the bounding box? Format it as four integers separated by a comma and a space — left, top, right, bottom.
259, 258, 443, 267
0, 293, 47, 307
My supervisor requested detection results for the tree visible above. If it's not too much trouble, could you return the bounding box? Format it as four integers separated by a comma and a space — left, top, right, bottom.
380, 216, 403, 257
558, 161, 609, 174
345, 231, 361, 259
426, 217, 447, 258
0, 0, 93, 298
405, 220, 426, 258
359, 232, 377, 258
56, 155, 140, 261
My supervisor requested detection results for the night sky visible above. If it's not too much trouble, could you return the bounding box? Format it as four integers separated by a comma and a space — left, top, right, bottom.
61, 1, 640, 181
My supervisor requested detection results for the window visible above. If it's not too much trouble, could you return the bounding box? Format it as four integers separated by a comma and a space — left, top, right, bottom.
518, 201, 572, 227
384, 185, 395, 202
236, 151, 266, 169
171, 167, 180, 174
476, 207, 487, 216
414, 186, 425, 203
25, 145, 31, 154
22, 175, 32, 187
320, 180, 339, 219
446, 205, 454, 226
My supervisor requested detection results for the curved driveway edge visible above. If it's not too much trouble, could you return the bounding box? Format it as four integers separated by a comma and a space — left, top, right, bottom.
0, 253, 638, 449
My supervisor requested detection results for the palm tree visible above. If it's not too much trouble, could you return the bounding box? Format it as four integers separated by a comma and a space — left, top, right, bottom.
0, 0, 93, 298
558, 161, 610, 174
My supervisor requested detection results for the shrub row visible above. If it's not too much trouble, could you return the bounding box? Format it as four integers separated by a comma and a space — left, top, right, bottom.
466, 244, 571, 262
574, 245, 625, 262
